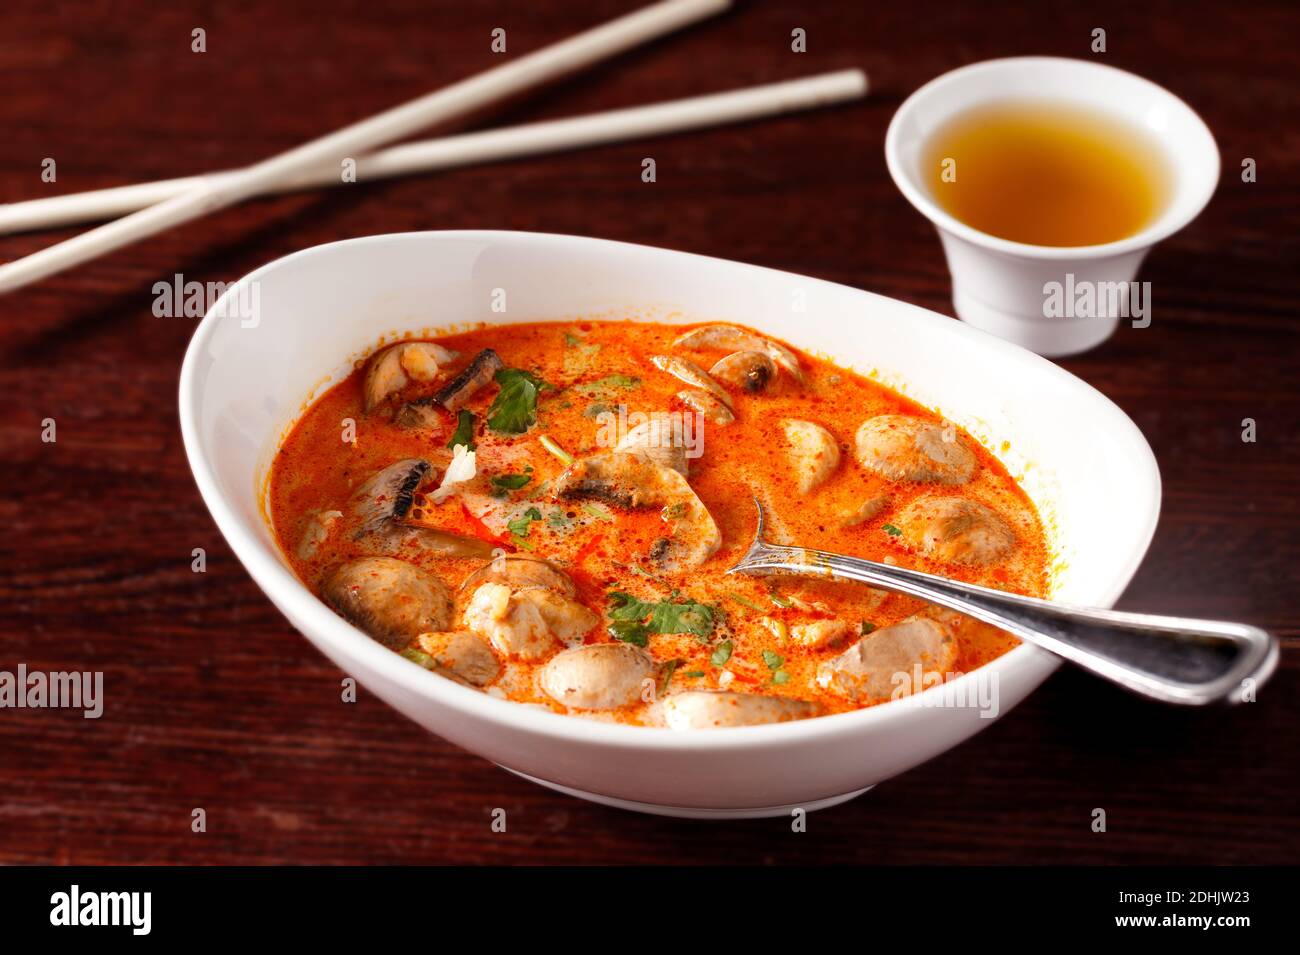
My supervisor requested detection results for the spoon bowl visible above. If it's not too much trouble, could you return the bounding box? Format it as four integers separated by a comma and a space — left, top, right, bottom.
729, 499, 1277, 705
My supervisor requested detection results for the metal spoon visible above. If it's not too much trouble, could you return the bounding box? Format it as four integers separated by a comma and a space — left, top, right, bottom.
726, 499, 1277, 705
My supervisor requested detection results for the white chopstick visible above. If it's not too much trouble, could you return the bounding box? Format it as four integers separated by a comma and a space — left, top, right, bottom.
0, 70, 867, 235
0, 0, 730, 296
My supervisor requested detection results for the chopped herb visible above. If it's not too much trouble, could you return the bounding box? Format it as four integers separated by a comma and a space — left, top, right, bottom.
546, 509, 572, 529
506, 506, 542, 540
762, 649, 785, 670
710, 640, 733, 667
490, 468, 533, 492
608, 591, 655, 622
562, 335, 602, 375
573, 374, 640, 396
761, 617, 789, 644
539, 434, 574, 465
683, 670, 706, 679
648, 600, 715, 639
860, 620, 876, 634
400, 648, 437, 669
608, 620, 650, 647
772, 670, 791, 685
726, 592, 763, 612
768, 591, 793, 609
584, 401, 613, 419
488, 368, 548, 434
606, 591, 717, 641
883, 523, 903, 537
659, 658, 683, 694
447, 409, 476, 450
580, 502, 615, 523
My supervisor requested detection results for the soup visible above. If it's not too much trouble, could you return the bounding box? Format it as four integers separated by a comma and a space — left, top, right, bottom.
268, 321, 1049, 728
922, 99, 1171, 246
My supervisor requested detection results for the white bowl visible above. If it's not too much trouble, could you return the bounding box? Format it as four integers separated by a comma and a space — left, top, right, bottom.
179, 231, 1161, 818
886, 57, 1219, 356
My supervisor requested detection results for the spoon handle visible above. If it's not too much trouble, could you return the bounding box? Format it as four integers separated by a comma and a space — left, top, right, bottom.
728, 541, 1277, 705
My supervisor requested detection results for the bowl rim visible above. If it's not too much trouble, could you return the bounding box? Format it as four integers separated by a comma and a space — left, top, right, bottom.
179, 229, 1162, 750
884, 55, 1221, 261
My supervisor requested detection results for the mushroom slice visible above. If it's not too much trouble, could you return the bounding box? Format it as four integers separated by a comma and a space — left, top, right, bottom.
463, 582, 598, 661
415, 630, 501, 687
662, 690, 822, 729
854, 414, 976, 485
838, 493, 891, 528
816, 611, 959, 703
460, 555, 577, 597
650, 355, 733, 409
396, 347, 504, 427
363, 342, 457, 412
672, 324, 805, 383
403, 526, 496, 559
350, 458, 432, 536
709, 350, 776, 394
615, 413, 690, 476
322, 557, 454, 650
676, 389, 734, 425
782, 419, 841, 494
553, 451, 721, 572
893, 495, 1015, 566
540, 643, 656, 710
789, 618, 858, 649
347, 459, 491, 557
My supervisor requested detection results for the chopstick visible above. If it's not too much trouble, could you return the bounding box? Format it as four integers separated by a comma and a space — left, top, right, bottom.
0, 70, 867, 235
0, 0, 730, 296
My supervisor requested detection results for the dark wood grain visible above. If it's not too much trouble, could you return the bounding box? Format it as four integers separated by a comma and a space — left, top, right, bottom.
1, 0, 1297, 865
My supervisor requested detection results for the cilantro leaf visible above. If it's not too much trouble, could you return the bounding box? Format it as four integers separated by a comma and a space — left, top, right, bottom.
606, 591, 716, 642
490, 468, 532, 492
608, 620, 650, 647
488, 368, 548, 434
762, 649, 785, 670
507, 506, 542, 540
648, 600, 715, 638
710, 640, 733, 667
883, 523, 903, 537
447, 409, 476, 450
607, 591, 655, 622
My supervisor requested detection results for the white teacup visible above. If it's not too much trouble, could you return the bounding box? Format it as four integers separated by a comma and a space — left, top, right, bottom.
885, 57, 1219, 356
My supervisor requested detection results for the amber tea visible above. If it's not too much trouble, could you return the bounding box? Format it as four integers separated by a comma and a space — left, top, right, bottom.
923, 100, 1171, 247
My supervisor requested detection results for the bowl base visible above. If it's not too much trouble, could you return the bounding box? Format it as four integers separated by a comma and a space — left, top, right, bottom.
954, 288, 1119, 356
501, 768, 873, 819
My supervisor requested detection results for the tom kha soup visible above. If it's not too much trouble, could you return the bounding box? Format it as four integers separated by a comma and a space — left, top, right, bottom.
922, 99, 1171, 246
268, 321, 1050, 728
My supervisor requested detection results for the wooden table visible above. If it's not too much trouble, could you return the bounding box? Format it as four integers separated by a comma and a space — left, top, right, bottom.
1, 1, 1296, 865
